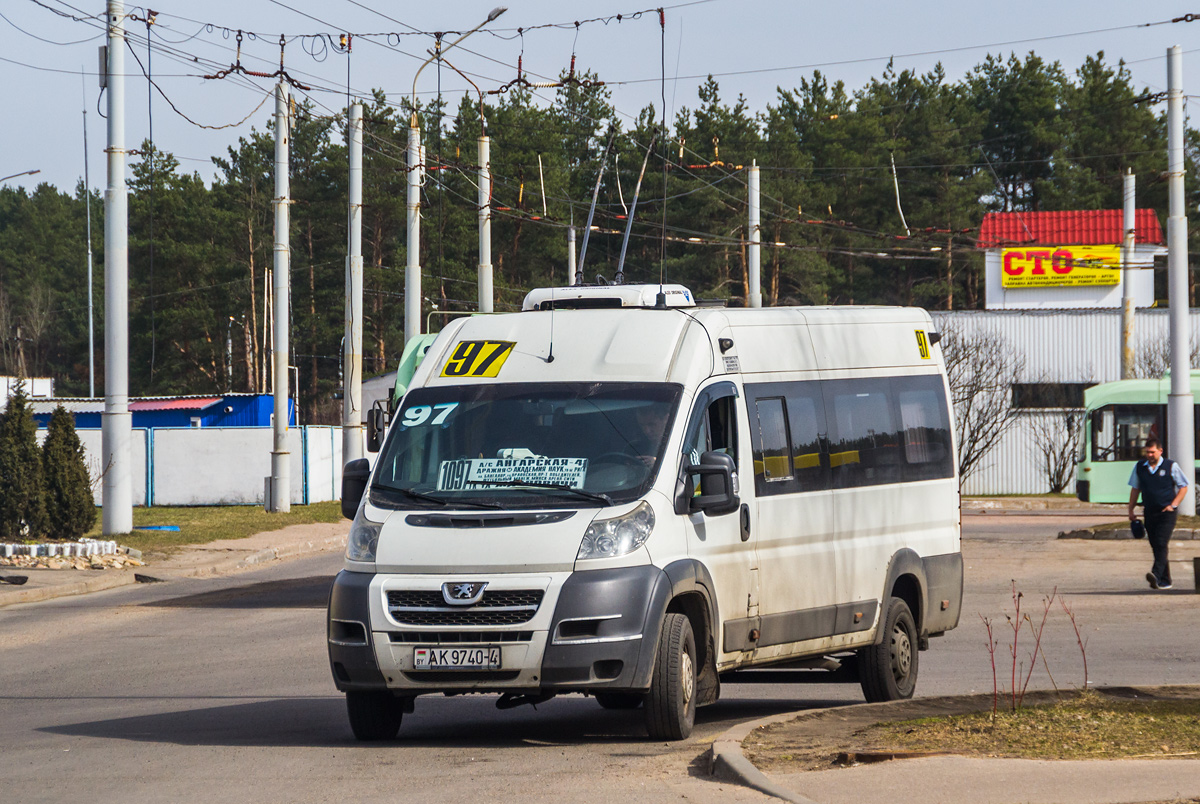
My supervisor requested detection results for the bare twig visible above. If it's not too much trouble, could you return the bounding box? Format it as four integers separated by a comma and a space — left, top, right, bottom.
1018, 587, 1056, 707
980, 614, 999, 717
1007, 581, 1023, 711
1060, 597, 1089, 689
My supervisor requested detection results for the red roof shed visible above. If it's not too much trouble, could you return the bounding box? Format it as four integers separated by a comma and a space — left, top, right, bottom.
978, 209, 1164, 248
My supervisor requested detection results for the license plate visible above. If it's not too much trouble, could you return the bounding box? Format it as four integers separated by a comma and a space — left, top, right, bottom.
413, 646, 502, 670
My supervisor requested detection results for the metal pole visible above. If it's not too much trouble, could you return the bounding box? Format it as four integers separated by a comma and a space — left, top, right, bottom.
405, 117, 422, 343
567, 225, 577, 286
748, 160, 762, 307
83, 107, 95, 399
478, 134, 493, 313
343, 103, 364, 465
101, 0, 131, 536
1121, 169, 1136, 380
1167, 45, 1195, 515
269, 82, 291, 513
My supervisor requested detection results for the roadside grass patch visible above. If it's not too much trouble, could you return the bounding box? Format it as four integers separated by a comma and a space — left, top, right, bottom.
1089, 514, 1200, 532
85, 502, 343, 556
867, 691, 1200, 759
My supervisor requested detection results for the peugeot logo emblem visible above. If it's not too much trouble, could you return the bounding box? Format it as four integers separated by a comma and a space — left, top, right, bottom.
442, 581, 487, 606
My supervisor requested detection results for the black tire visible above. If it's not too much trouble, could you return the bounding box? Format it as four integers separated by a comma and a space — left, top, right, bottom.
595, 692, 643, 710
346, 691, 403, 741
858, 597, 919, 703
643, 612, 697, 740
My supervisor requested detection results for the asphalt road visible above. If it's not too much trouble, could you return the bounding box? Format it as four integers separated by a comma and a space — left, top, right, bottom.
2, 512, 1196, 804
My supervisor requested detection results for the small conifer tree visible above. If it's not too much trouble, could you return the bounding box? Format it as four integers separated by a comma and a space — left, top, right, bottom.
43, 404, 96, 540
0, 379, 48, 541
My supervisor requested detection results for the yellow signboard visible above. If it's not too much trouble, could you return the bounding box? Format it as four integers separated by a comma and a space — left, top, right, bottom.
440, 340, 515, 378
1000, 245, 1121, 288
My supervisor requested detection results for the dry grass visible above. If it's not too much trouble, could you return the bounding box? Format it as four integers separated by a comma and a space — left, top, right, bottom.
86, 502, 343, 556
867, 691, 1200, 759
1089, 514, 1200, 532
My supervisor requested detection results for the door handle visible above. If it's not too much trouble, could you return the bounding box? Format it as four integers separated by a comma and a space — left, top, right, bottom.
740, 503, 751, 541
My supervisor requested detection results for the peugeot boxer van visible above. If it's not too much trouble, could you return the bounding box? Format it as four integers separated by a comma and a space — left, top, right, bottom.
329, 284, 962, 741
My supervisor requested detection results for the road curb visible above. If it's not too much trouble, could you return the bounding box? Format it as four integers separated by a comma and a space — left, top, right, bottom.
0, 570, 138, 606
709, 710, 824, 804
0, 534, 347, 605
707, 686, 1200, 803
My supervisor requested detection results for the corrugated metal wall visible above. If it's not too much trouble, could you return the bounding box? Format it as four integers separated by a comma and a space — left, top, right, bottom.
929, 309, 1200, 495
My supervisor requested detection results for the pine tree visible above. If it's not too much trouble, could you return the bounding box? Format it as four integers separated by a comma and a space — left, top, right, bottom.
42, 404, 95, 540
0, 378, 48, 541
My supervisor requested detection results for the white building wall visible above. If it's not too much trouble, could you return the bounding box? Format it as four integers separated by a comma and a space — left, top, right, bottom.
931, 309, 1200, 495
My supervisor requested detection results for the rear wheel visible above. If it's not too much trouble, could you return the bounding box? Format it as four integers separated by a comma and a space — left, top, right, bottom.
858, 597, 918, 703
643, 613, 697, 740
346, 691, 403, 741
595, 692, 642, 710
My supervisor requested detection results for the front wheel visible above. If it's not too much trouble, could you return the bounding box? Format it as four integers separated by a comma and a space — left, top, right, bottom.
858, 597, 918, 703
346, 691, 403, 741
643, 613, 697, 740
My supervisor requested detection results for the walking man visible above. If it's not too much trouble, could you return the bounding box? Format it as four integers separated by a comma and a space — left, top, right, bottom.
1127, 438, 1188, 590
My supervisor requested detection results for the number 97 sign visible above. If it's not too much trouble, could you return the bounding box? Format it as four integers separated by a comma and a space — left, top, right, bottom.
440, 340, 516, 378
1000, 245, 1121, 288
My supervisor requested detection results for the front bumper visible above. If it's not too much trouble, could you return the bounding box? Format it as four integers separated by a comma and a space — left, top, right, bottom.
326, 565, 669, 695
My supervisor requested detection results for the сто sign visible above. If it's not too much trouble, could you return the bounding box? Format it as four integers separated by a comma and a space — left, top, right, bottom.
1000, 245, 1121, 288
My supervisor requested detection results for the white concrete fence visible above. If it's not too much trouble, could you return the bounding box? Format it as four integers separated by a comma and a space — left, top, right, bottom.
43, 427, 350, 507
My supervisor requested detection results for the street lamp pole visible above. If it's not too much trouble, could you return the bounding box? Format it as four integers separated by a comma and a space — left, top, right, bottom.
406, 7, 506, 344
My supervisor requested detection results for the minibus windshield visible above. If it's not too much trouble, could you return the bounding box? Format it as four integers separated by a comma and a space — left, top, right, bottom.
372, 382, 682, 509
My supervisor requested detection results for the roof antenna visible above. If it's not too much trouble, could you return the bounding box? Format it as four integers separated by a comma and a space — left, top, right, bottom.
545, 287, 555, 363
577, 126, 617, 285
615, 131, 658, 286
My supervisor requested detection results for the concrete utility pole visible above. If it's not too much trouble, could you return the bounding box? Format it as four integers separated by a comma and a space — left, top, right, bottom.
567, 225, 577, 286
478, 133, 493, 313
405, 118, 422, 345
1120, 170, 1136, 380
268, 82, 291, 513
102, 0, 132, 536
83, 107, 95, 399
1166, 46, 1195, 515
343, 103, 364, 465
748, 160, 762, 307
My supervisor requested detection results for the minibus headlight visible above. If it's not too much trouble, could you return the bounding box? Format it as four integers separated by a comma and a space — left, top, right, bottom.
346, 517, 382, 563
577, 501, 655, 560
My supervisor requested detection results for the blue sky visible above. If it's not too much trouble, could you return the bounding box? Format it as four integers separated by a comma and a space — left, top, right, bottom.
3, 0, 1199, 191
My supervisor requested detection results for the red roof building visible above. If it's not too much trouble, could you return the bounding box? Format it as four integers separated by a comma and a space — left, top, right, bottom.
979, 209, 1164, 248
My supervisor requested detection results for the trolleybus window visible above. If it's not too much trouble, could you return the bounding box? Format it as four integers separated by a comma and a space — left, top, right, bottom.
1090, 405, 1162, 462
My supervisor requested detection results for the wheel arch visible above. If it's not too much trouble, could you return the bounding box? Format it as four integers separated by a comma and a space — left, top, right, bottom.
874, 549, 928, 644
658, 559, 721, 706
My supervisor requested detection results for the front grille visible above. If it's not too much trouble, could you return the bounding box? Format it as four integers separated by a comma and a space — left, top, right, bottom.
386, 589, 543, 609
388, 631, 534, 644
385, 589, 544, 626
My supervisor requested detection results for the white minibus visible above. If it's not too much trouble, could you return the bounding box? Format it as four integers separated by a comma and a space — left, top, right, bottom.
329, 284, 962, 741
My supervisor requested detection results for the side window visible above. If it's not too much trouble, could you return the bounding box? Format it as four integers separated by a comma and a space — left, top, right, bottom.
1091, 407, 1115, 462
825, 379, 903, 488
786, 386, 830, 492
753, 397, 793, 484
683, 388, 739, 494
894, 375, 954, 481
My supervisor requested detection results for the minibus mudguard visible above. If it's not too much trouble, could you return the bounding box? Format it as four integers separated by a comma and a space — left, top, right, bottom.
876, 549, 964, 646
542, 560, 719, 704
327, 570, 388, 692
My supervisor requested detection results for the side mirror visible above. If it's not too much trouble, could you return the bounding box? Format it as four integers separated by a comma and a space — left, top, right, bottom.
341, 458, 371, 520
366, 407, 387, 453
686, 451, 740, 516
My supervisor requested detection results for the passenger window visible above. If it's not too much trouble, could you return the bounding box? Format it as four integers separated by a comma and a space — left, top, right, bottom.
786, 389, 830, 492
1092, 405, 1162, 462
825, 379, 903, 488
753, 398, 793, 483
895, 376, 954, 481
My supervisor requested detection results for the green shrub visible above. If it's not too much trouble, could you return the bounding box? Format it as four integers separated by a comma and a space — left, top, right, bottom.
0, 379, 48, 541
42, 404, 95, 540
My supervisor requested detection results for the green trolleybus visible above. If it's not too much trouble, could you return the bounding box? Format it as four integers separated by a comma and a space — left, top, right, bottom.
1077, 373, 1200, 503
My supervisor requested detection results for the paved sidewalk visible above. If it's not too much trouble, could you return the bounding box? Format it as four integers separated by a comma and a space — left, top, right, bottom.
0, 521, 347, 607
711, 687, 1200, 804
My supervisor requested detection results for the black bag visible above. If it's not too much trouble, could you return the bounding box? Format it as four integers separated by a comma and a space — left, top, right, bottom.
1131, 519, 1146, 539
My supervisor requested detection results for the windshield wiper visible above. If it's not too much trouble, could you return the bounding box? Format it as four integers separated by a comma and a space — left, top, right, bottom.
465, 480, 613, 506
371, 485, 506, 510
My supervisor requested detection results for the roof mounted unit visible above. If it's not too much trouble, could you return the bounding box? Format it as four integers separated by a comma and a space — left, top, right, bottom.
522, 284, 696, 311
